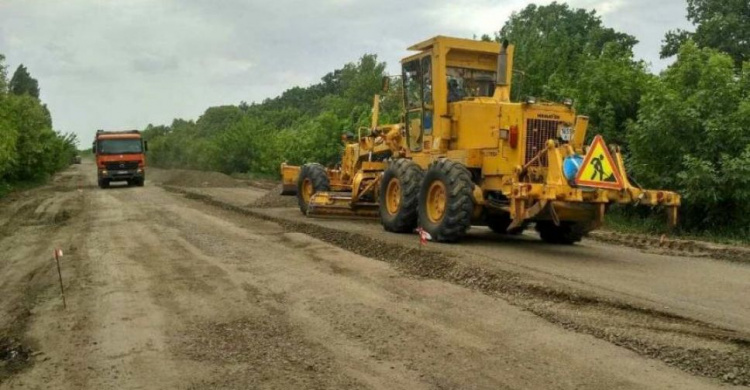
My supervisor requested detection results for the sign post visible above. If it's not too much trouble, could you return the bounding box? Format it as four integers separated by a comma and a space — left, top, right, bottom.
53, 248, 66, 309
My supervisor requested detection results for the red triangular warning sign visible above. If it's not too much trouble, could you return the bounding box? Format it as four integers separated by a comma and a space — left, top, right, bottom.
574, 135, 624, 190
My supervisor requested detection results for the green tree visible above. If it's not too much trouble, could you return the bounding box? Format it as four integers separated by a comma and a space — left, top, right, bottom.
496, 2, 637, 100
5, 95, 58, 180
0, 53, 75, 193
0, 56, 17, 177
9, 64, 40, 98
195, 105, 245, 137
628, 41, 750, 232
0, 54, 8, 94
0, 96, 19, 177
494, 2, 645, 144
661, 0, 750, 68
144, 54, 391, 175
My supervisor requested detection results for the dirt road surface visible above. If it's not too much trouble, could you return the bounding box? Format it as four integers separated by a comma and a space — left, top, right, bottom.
0, 161, 747, 389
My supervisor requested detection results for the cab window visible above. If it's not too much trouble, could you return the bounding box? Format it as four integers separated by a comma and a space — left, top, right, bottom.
404, 60, 421, 109
446, 67, 496, 102
421, 56, 433, 135
403, 59, 423, 151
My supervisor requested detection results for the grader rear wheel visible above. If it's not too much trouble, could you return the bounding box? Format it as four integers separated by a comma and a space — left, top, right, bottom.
535, 221, 589, 245
487, 214, 526, 235
418, 160, 474, 242
379, 159, 423, 233
297, 163, 330, 215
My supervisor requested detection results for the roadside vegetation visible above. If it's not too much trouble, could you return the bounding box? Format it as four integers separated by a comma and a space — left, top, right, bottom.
137, 0, 747, 240
0, 57, 78, 197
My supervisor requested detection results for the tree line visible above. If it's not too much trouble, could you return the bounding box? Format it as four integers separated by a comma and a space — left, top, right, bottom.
143, 0, 749, 237
142, 55, 402, 176
0, 58, 78, 195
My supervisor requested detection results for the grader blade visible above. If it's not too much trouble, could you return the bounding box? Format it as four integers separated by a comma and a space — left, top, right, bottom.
280, 162, 300, 196
307, 192, 379, 219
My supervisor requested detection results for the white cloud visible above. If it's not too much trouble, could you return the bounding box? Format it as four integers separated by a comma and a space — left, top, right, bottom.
429, 0, 555, 35
0, 0, 692, 143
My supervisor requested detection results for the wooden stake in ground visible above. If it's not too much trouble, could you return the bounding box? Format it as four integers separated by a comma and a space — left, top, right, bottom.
53, 248, 66, 309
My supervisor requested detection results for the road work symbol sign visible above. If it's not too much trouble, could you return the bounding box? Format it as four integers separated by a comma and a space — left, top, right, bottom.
575, 135, 624, 190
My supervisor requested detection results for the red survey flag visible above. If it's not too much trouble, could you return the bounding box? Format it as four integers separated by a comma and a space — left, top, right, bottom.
415, 227, 432, 245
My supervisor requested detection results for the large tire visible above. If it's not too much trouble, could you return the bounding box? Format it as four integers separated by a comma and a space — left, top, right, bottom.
98, 179, 109, 189
136, 177, 145, 187
379, 159, 423, 233
418, 159, 474, 242
486, 214, 526, 235
297, 163, 330, 215
535, 221, 589, 245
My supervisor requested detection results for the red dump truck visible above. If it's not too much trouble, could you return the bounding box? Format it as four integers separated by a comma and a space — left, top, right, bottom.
93, 130, 147, 188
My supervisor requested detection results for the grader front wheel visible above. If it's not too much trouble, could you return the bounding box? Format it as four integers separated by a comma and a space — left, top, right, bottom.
297, 163, 330, 215
418, 160, 474, 242
379, 159, 423, 233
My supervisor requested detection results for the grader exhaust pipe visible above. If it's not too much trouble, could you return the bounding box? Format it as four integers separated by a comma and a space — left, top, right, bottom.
496, 39, 510, 86
493, 40, 512, 102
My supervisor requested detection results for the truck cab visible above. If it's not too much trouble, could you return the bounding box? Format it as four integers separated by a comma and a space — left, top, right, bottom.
93, 130, 147, 188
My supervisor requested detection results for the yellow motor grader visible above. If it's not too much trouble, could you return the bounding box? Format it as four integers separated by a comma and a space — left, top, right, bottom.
281, 36, 680, 244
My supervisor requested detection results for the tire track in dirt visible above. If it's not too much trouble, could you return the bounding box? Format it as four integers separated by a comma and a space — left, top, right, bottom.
103, 188, 368, 389
167, 186, 750, 386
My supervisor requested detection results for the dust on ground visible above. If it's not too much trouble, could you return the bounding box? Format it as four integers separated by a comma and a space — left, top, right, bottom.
0, 168, 85, 382
162, 169, 750, 264
174, 186, 750, 387
2, 163, 746, 389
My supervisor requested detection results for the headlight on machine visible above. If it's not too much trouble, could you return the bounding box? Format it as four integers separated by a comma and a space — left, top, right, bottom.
560, 126, 573, 142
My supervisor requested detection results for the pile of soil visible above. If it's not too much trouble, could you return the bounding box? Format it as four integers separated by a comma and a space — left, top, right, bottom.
251, 185, 298, 208
590, 230, 750, 263
149, 169, 243, 188
242, 179, 278, 190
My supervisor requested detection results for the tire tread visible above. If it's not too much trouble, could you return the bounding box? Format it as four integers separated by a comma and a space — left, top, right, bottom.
297, 163, 330, 214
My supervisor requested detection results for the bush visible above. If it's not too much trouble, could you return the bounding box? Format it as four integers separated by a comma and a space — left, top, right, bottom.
627, 41, 750, 232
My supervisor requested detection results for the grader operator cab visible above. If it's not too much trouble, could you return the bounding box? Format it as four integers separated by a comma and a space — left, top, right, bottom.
284, 36, 680, 244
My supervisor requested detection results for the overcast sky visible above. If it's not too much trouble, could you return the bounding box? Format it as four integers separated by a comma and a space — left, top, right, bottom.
0, 0, 692, 144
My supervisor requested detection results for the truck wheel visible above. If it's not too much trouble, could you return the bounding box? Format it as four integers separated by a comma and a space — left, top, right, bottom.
136, 178, 145, 187
98, 179, 109, 189
297, 163, 330, 215
535, 221, 588, 245
487, 214, 526, 235
418, 159, 474, 242
379, 159, 423, 233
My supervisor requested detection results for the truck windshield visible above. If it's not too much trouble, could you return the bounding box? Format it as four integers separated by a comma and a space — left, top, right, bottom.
98, 139, 143, 154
